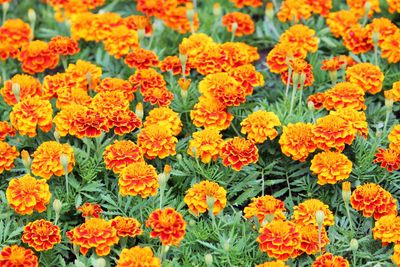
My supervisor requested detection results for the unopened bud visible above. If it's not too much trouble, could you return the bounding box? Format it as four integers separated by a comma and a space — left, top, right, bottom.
206, 195, 215, 213
213, 3, 221, 17
222, 239, 230, 251
176, 154, 183, 161
264, 213, 274, 223
265, 3, 274, 20
74, 260, 86, 267
53, 199, 62, 215
135, 102, 144, 121
316, 210, 324, 226
28, 9, 36, 24
372, 31, 380, 45
205, 254, 213, 266
328, 70, 338, 85
164, 165, 172, 180
158, 173, 168, 188
189, 219, 196, 226
12, 83, 20, 102
2, 2, 9, 13
138, 28, 145, 42
299, 73, 307, 88
21, 150, 31, 170
94, 258, 106, 267
350, 238, 359, 251
385, 98, 394, 109
364, 1, 371, 13
186, 8, 195, 21
342, 181, 351, 203
85, 72, 92, 90
60, 154, 69, 174
307, 101, 315, 111
231, 22, 238, 35
292, 72, 300, 86
53, 131, 60, 142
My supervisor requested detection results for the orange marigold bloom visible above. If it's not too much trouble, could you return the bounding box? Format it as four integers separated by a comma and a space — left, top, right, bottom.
379, 30, 400, 63
279, 24, 318, 54
312, 114, 356, 152
95, 77, 136, 101
70, 108, 109, 139
0, 141, 19, 174
117, 246, 160, 267
18, 41, 59, 74
312, 253, 350, 267
142, 85, 174, 107
266, 43, 307, 74
326, 10, 360, 38
187, 128, 223, 163
191, 44, 229, 75
31, 141, 75, 180
387, 0, 400, 13
310, 151, 352, 185
70, 12, 97, 41
394, 244, 400, 266
330, 108, 368, 138
118, 161, 159, 198
222, 41, 260, 66
137, 125, 177, 159
277, 0, 312, 23
365, 18, 399, 45
343, 24, 374, 54
347, 0, 380, 17
257, 220, 300, 261
321, 56, 347, 72
190, 97, 234, 130
0, 19, 32, 49
88, 12, 124, 41
56, 86, 92, 109
372, 214, 400, 245
66, 218, 119, 256
280, 58, 314, 87
90, 91, 130, 127
184, 180, 227, 216
6, 174, 51, 215
256, 261, 289, 267
111, 216, 143, 238
0, 74, 42, 106
306, 0, 332, 16
104, 140, 144, 174
279, 122, 317, 162
388, 124, 400, 152
22, 219, 61, 251
110, 109, 142, 135
385, 81, 400, 102
159, 55, 190, 76
136, 0, 177, 17
244, 195, 286, 224
229, 0, 262, 8
42, 72, 78, 99
146, 207, 186, 246
49, 36, 80, 56
346, 63, 384, 94
323, 82, 366, 110
144, 107, 182, 136
124, 15, 153, 35
66, 59, 102, 90
0, 245, 38, 267
374, 148, 400, 172
103, 25, 140, 59
307, 92, 326, 110
125, 47, 159, 69
129, 68, 166, 94
53, 104, 83, 137
240, 110, 281, 144
292, 199, 334, 227
298, 224, 329, 255
228, 64, 264, 95
0, 42, 19, 60
179, 33, 214, 66
162, 5, 199, 34
10, 96, 53, 137
220, 137, 258, 171
0, 121, 16, 141
222, 12, 255, 36
77, 203, 103, 218
350, 183, 398, 220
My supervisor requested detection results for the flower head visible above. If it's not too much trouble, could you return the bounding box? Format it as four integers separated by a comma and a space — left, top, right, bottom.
379, 31, 400, 63
69, 108, 109, 139
330, 108, 368, 138
256, 261, 289, 267
22, 219, 61, 251
0, 141, 19, 174
277, 0, 312, 23
0, 19, 32, 48
103, 25, 139, 59
280, 58, 314, 88
111, 216, 143, 238
49, 36, 80, 56
103, 140, 144, 174
222, 12, 255, 36
343, 24, 374, 54
144, 107, 182, 136
117, 246, 160, 267
77, 203, 103, 219
188, 128, 223, 163
19, 40, 59, 74
240, 110, 281, 143
374, 148, 400, 172
346, 63, 384, 94
372, 215, 400, 245
292, 199, 334, 227
323, 82, 366, 110
298, 224, 329, 255
162, 5, 199, 34
389, 125, 400, 152
266, 43, 307, 74
0, 245, 38, 267
228, 64, 264, 95
0, 121, 16, 141
244, 195, 286, 224
66, 60, 102, 89
125, 47, 159, 69
312, 253, 350, 267
0, 74, 42, 106
279, 24, 318, 54
220, 137, 259, 171
95, 77, 136, 102
310, 151, 353, 185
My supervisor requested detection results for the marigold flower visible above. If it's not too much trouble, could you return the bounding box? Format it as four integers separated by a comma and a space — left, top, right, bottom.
312, 253, 350, 267
292, 199, 334, 227
240, 110, 281, 144
118, 161, 159, 198
387, 0, 400, 13
394, 244, 400, 266
49, 36, 80, 56
6, 174, 51, 215
298, 224, 329, 255
0, 19, 32, 48
389, 125, 400, 152
330, 108, 368, 138
66, 218, 119, 256
162, 5, 199, 34
310, 151, 352, 185
312, 114, 356, 152
0, 42, 19, 61
78, 203, 103, 218
137, 125, 177, 160
279, 24, 318, 54
257, 220, 300, 261
220, 137, 258, 171
374, 148, 400, 172
104, 140, 144, 174
0, 74, 42, 106
0, 141, 19, 174
222, 12, 255, 36
31, 141, 75, 180
343, 24, 374, 54
385, 81, 400, 102
277, 0, 312, 23
229, 0, 262, 8
179, 33, 214, 64
184, 180, 227, 216
88, 12, 124, 41
326, 10, 360, 38
90, 91, 130, 126
266, 44, 307, 74
66, 59, 102, 89
101, 25, 139, 59
0, 245, 38, 267
321, 56, 347, 72
350, 183, 398, 220
279, 122, 317, 162
125, 47, 159, 69
346, 63, 384, 94
144, 107, 182, 136
244, 195, 286, 224
379, 30, 400, 64
0, 121, 16, 141
110, 109, 142, 135
95, 77, 136, 101
159, 55, 190, 76
142, 85, 174, 107
53, 104, 83, 137
222, 41, 260, 65
117, 246, 160, 267
22, 219, 61, 251
69, 108, 109, 139
365, 18, 399, 45
306, 0, 332, 16
323, 82, 366, 110
146, 207, 186, 246
347, 0, 380, 17
307, 92, 326, 110
129, 68, 166, 94
228, 64, 264, 95
111, 216, 143, 238
123, 15, 153, 35
280, 58, 314, 87
56, 86, 92, 109
42, 73, 78, 99
256, 261, 288, 267
18, 40, 59, 74
187, 128, 223, 163
372, 214, 400, 245
190, 97, 234, 130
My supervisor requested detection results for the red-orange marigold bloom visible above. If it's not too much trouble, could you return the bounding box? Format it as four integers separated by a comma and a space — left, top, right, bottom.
95, 77, 136, 101
56, 86, 92, 109
144, 107, 182, 136
292, 199, 334, 227
103, 140, 144, 174
298, 224, 329, 255
146, 207, 187, 246
90, 91, 130, 125
389, 125, 400, 152
326, 10, 360, 38
10, 96, 53, 137
49, 36, 80, 56
222, 12, 255, 36
0, 141, 19, 174
256, 261, 289, 267
310, 151, 352, 185
42, 73, 78, 99
312, 253, 350, 267
109, 109, 142, 135
229, 0, 262, 8
244, 195, 286, 224
323, 82, 366, 110
330, 108, 368, 138
187, 128, 223, 163
257, 220, 300, 261
18, 41, 59, 74
6, 174, 51, 215
102, 25, 139, 59
312, 114, 356, 152
240, 110, 281, 144
346, 63, 384, 94
137, 125, 177, 159
387, 0, 400, 13
280, 58, 314, 87
379, 30, 400, 64
70, 108, 109, 139
136, 0, 177, 17
190, 97, 234, 130
220, 137, 259, 171
343, 24, 374, 54
111, 216, 143, 238
228, 64, 264, 95
162, 5, 199, 34
77, 203, 103, 218
266, 43, 307, 74
125, 47, 159, 70
66, 59, 102, 90
0, 74, 42, 106
350, 183, 398, 220
66, 218, 119, 256
0, 42, 19, 60
31, 141, 75, 180
53, 104, 83, 137
0, 19, 32, 48
142, 85, 174, 107
374, 148, 400, 172
277, 0, 312, 23
306, 0, 332, 16
321, 56, 347, 72
184, 180, 227, 216
307, 92, 326, 110
279, 122, 317, 162
365, 18, 399, 45
124, 15, 153, 35
159, 56, 190, 76
117, 246, 160, 267
0, 245, 38, 267
279, 24, 318, 54
191, 44, 229, 75
118, 161, 159, 198
347, 0, 380, 17
372, 214, 400, 245
0, 121, 16, 141
22, 219, 61, 251
179, 33, 214, 66
129, 68, 166, 94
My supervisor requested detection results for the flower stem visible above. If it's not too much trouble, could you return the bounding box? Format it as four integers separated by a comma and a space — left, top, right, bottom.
285, 67, 292, 97
345, 202, 354, 234
288, 82, 297, 116
64, 173, 69, 196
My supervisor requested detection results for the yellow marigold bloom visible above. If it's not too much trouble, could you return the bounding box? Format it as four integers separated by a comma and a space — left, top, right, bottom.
146, 207, 187, 246
389, 124, 400, 152
0, 141, 19, 174
298, 224, 330, 255
53, 104, 83, 137
347, 0, 380, 17
372, 215, 400, 245
374, 148, 400, 172
228, 64, 264, 95
118, 162, 159, 198
117, 246, 160, 267
89, 12, 124, 41
179, 33, 215, 66
385, 81, 400, 102
125, 47, 159, 70
387, 0, 400, 13
190, 97, 234, 130
312, 253, 350, 267
220, 137, 259, 171
56, 86, 92, 109
279, 24, 318, 54
95, 77, 136, 102
256, 261, 289, 267
277, 0, 312, 23
0, 121, 16, 141
222, 12, 255, 36
66, 60, 102, 90
244, 195, 286, 224
0, 245, 38, 267
184, 180, 227, 216
0, 19, 32, 49
330, 108, 368, 138
379, 30, 400, 64
279, 122, 317, 162
346, 63, 384, 94
187, 128, 223, 163
66, 218, 119, 256
326, 10, 360, 38
365, 18, 399, 45
103, 25, 139, 59
257, 220, 300, 261
306, 0, 332, 16
312, 114, 356, 152
70, 12, 97, 41
137, 125, 177, 160
111, 216, 143, 238
310, 151, 352, 185
6, 174, 51, 215
323, 82, 366, 110
143, 107, 182, 136
343, 24, 374, 54
0, 74, 42, 106
350, 183, 398, 220
10, 96, 53, 137
394, 244, 400, 266
31, 141, 75, 180
292, 199, 334, 227
103, 140, 144, 174
49, 35, 80, 56
266, 43, 307, 74
240, 110, 281, 144
22, 219, 61, 251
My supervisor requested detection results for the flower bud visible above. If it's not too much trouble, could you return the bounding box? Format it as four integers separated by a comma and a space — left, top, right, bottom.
292, 72, 300, 86
12, 83, 20, 102
265, 3, 274, 20
164, 165, 172, 180
186, 8, 195, 22
342, 181, 351, 203
135, 102, 144, 121
176, 153, 183, 161
60, 154, 69, 174
189, 219, 196, 226
328, 70, 338, 85
316, 210, 324, 226
74, 260, 86, 267
222, 239, 230, 251
307, 101, 315, 111
158, 172, 168, 188
231, 22, 238, 35
53, 199, 62, 215
385, 98, 394, 109
85, 72, 92, 89
28, 9, 36, 24
2, 2, 9, 13
21, 150, 32, 170
137, 28, 145, 42
205, 254, 213, 266
299, 72, 307, 89
350, 238, 359, 251
213, 3, 221, 17
206, 195, 215, 213
364, 1, 371, 14
94, 258, 106, 267
53, 131, 61, 142
372, 31, 380, 45
264, 213, 274, 224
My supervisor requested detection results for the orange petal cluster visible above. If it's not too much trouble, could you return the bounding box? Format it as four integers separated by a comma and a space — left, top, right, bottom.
220, 137, 259, 171
240, 110, 281, 143
22, 219, 61, 251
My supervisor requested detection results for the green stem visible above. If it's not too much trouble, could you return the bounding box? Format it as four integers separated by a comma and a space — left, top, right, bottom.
345, 202, 354, 234
383, 106, 391, 133
285, 67, 292, 97
298, 88, 303, 107
61, 55, 68, 71
64, 173, 69, 196
318, 224, 322, 255
288, 82, 297, 116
